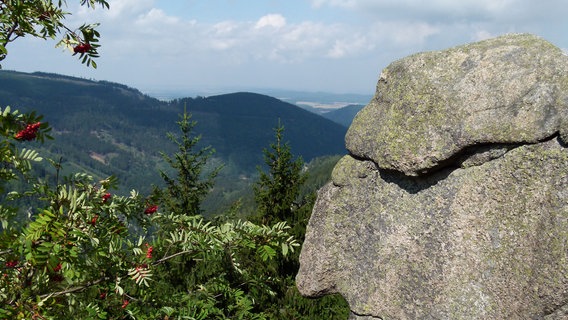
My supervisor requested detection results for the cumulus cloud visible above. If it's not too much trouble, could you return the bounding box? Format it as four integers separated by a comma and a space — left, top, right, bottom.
310, 0, 567, 24
75, 0, 154, 21
93, 6, 378, 64
54, 1, 564, 67
310, 0, 356, 8
213, 21, 240, 35
135, 8, 181, 28
369, 21, 440, 46
305, 0, 567, 59
255, 14, 286, 29
327, 34, 372, 58
56, 0, 499, 68
7, 0, 566, 94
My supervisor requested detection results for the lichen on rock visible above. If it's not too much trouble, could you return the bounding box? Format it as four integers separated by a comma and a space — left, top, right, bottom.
345, 33, 568, 176
297, 34, 568, 319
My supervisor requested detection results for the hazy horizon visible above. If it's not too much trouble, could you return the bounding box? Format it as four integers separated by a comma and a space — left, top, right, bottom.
3, 0, 567, 95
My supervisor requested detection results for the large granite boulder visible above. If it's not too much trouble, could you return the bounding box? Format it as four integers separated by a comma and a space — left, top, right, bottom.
296, 34, 568, 319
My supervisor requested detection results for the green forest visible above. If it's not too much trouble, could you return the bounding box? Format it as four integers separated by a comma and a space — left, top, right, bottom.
0, 1, 352, 319
0, 70, 349, 216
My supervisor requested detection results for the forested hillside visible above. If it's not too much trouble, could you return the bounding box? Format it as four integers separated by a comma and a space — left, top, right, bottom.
0, 70, 347, 206
321, 104, 365, 127
174, 92, 347, 172
0, 3, 355, 319
0, 71, 349, 319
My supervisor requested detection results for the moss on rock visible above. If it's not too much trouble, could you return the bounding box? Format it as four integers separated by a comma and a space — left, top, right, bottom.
346, 33, 568, 176
298, 34, 568, 319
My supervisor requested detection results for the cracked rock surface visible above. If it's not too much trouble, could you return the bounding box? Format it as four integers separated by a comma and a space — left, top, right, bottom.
296, 34, 568, 319
345, 33, 568, 176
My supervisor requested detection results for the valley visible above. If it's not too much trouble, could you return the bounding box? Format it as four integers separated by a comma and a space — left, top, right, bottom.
0, 70, 361, 215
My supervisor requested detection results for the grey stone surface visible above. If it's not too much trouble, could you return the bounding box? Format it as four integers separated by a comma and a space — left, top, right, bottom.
345, 33, 568, 176
297, 34, 568, 319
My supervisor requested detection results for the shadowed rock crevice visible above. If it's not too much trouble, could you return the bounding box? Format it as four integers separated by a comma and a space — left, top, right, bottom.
344, 33, 568, 177
544, 301, 568, 319
351, 133, 562, 194
443, 132, 563, 173
297, 34, 568, 320
349, 312, 384, 320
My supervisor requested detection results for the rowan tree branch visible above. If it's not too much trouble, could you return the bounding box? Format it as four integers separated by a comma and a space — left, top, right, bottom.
37, 247, 201, 302
39, 275, 109, 299
153, 249, 195, 265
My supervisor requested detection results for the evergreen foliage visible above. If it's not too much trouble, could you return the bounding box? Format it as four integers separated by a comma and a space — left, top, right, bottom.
0, 107, 300, 319
253, 121, 307, 225
0, 70, 347, 208
152, 108, 221, 216
0, 107, 349, 319
321, 104, 365, 128
252, 123, 350, 319
0, 3, 351, 318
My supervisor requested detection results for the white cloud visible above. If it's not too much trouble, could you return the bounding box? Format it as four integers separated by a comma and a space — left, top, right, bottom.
107, 0, 154, 16
327, 35, 373, 59
135, 8, 180, 28
327, 40, 348, 59
97, 8, 380, 64
32, 0, 546, 74
309, 0, 565, 23
255, 14, 286, 29
76, 0, 154, 20
5, 0, 567, 94
374, 21, 440, 46
213, 21, 240, 35
310, 0, 356, 8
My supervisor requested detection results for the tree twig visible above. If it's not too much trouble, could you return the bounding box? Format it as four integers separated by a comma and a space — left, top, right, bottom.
39, 276, 109, 299
153, 249, 195, 265
38, 249, 197, 300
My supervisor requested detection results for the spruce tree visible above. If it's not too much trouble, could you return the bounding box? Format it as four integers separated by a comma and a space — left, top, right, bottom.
253, 121, 307, 225
252, 122, 351, 319
152, 107, 221, 216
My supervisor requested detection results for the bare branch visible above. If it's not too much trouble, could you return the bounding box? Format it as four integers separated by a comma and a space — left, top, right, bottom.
39, 276, 109, 299
153, 249, 195, 265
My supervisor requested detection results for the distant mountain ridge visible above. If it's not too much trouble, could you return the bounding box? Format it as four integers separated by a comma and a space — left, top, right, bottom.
179, 92, 347, 165
0, 70, 347, 196
320, 104, 365, 128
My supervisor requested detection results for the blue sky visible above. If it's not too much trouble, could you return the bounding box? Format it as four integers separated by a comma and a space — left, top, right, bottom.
3, 0, 567, 96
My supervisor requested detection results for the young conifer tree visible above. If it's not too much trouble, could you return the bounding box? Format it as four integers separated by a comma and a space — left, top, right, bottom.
152, 106, 222, 216
0, 4, 300, 318
251, 122, 352, 319
253, 121, 307, 226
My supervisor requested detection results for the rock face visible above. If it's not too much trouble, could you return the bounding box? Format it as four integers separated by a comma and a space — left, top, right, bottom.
296, 34, 568, 319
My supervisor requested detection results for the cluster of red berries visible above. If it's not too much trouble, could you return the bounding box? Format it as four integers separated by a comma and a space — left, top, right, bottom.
15, 122, 41, 141
89, 214, 99, 226
146, 245, 153, 259
5, 260, 18, 268
144, 205, 158, 215
73, 43, 91, 54
49, 263, 63, 282
102, 192, 112, 203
